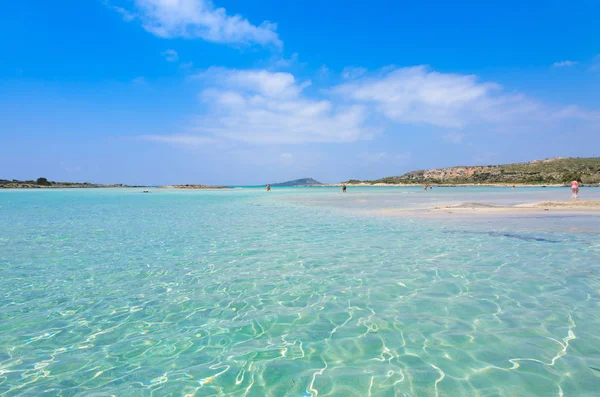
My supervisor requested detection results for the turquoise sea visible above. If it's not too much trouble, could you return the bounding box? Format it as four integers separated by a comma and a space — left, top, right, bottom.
1, 187, 600, 396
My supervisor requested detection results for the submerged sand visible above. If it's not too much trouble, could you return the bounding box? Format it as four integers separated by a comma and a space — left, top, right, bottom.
377, 200, 600, 217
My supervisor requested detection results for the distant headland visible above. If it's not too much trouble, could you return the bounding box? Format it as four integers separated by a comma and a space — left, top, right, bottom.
0, 178, 146, 189
271, 178, 323, 187
344, 157, 600, 186
0, 178, 230, 189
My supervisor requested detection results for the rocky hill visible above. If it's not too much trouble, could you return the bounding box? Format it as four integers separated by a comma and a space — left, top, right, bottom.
347, 157, 600, 185
271, 178, 323, 186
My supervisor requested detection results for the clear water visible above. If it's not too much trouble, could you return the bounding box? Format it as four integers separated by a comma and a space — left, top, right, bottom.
1, 187, 599, 396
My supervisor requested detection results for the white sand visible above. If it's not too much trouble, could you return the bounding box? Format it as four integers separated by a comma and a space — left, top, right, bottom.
376, 200, 600, 218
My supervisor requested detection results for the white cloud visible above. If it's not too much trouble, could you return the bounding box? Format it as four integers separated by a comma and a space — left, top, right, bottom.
114, 0, 281, 46
195, 68, 308, 98
188, 68, 371, 144
270, 52, 300, 68
341, 66, 367, 80
141, 65, 599, 147
334, 66, 540, 129
161, 49, 179, 62
553, 60, 578, 68
106, 1, 137, 21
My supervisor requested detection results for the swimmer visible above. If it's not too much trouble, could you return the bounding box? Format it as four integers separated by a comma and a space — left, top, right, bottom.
570, 180, 579, 199
512, 185, 516, 189
424, 184, 428, 191
429, 186, 432, 190
266, 184, 271, 192
342, 183, 347, 193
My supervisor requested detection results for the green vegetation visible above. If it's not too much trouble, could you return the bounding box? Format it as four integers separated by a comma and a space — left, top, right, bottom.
346, 157, 600, 185
36, 177, 51, 186
0, 179, 134, 188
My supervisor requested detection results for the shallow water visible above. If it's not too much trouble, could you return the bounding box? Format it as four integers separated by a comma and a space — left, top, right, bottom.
1, 188, 599, 396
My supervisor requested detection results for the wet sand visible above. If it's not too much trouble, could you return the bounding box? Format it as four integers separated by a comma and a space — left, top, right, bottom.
377, 200, 600, 217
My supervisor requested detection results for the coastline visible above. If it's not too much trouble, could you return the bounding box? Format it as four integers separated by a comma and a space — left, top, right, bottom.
0, 183, 149, 189
3, 183, 599, 189
324, 183, 596, 187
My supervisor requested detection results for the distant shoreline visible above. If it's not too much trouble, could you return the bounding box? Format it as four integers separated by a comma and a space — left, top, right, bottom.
3, 182, 599, 189
323, 183, 598, 187
0, 183, 149, 189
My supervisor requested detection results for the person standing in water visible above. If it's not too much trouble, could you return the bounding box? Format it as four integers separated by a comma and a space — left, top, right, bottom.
571, 180, 579, 199
424, 184, 428, 191
342, 183, 347, 193
266, 184, 271, 192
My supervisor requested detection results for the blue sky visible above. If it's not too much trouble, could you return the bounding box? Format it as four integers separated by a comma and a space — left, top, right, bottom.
1, 0, 599, 185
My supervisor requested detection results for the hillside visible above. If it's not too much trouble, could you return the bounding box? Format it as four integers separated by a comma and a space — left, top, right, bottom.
271, 178, 323, 187
347, 157, 600, 185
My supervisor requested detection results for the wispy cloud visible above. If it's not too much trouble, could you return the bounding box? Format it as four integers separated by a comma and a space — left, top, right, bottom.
553, 60, 578, 68
111, 0, 281, 47
161, 49, 179, 62
341, 66, 367, 80
334, 65, 540, 129
270, 52, 300, 68
142, 65, 599, 147
189, 68, 370, 143
105, 1, 137, 21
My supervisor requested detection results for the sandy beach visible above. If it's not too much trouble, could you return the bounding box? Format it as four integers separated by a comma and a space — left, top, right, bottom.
376, 200, 600, 217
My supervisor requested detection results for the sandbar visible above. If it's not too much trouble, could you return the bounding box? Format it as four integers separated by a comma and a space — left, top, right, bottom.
375, 200, 600, 218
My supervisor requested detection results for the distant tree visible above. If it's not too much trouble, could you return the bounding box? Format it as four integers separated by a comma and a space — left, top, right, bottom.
36, 177, 51, 186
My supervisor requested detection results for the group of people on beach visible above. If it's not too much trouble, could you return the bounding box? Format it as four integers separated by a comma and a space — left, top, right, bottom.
265, 180, 582, 198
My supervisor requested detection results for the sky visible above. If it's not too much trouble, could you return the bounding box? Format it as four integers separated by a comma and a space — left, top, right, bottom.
1, 0, 599, 185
